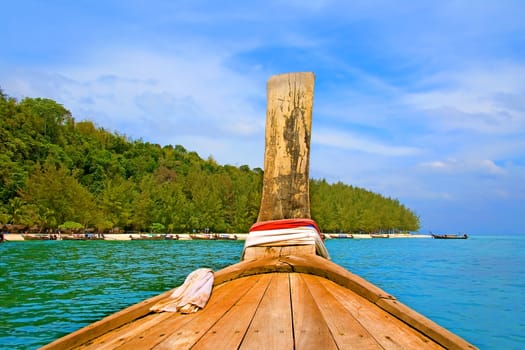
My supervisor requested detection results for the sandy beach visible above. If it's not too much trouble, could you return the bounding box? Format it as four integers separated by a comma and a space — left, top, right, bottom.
3, 232, 432, 241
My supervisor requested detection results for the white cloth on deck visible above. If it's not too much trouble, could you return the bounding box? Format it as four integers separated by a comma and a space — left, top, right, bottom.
243, 226, 330, 259
150, 268, 214, 314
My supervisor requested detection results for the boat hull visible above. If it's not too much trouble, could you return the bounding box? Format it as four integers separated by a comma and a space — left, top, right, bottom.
41, 254, 477, 350
432, 234, 468, 239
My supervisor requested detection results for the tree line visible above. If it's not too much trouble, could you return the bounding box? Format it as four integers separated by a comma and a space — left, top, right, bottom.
0, 89, 419, 233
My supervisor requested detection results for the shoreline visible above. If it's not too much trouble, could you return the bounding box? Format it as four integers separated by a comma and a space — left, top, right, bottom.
2, 233, 432, 242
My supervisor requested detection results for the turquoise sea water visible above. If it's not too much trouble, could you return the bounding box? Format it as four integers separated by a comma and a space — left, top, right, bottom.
1, 235, 524, 349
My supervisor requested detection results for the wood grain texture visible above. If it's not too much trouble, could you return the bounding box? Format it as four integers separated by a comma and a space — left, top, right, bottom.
302, 274, 382, 349
315, 275, 445, 350
376, 298, 478, 350
258, 72, 315, 221
150, 276, 261, 350
240, 273, 294, 350
243, 244, 315, 260
191, 274, 273, 350
212, 256, 477, 350
290, 274, 338, 350
79, 312, 173, 350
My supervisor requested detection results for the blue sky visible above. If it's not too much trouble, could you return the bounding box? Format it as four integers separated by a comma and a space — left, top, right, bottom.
1, 1, 524, 234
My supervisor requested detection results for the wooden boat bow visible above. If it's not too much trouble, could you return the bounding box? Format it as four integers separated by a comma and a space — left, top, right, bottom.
41, 72, 477, 350
41, 253, 476, 350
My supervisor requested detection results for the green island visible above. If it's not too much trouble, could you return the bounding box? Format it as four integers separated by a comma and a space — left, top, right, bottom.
0, 90, 419, 235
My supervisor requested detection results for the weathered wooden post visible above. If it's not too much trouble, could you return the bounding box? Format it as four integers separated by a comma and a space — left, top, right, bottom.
257, 72, 315, 222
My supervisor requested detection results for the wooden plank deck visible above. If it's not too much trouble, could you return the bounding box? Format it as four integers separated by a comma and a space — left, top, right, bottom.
42, 255, 477, 350
66, 272, 449, 350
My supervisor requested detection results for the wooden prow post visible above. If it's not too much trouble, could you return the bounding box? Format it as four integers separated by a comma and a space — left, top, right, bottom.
257, 72, 315, 222
244, 72, 317, 260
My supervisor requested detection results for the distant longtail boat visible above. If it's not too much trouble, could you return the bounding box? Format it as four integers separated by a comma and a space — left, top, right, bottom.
432, 233, 469, 239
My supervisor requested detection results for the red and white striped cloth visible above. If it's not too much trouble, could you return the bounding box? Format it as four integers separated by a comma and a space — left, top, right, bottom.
242, 218, 329, 259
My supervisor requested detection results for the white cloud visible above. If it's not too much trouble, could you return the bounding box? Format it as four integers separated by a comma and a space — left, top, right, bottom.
419, 158, 505, 175
313, 128, 420, 156
3, 48, 267, 151
404, 63, 525, 134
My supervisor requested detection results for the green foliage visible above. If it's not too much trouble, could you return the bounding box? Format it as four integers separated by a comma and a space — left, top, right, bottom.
59, 221, 83, 231
310, 179, 419, 233
0, 91, 420, 233
20, 164, 96, 229
150, 222, 166, 233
